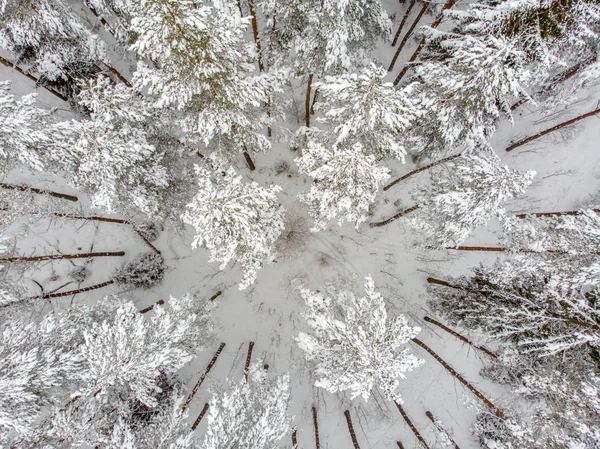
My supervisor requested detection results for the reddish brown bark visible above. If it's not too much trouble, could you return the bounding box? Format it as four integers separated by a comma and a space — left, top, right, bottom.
506, 107, 600, 152
306, 74, 314, 127
312, 406, 321, 449
423, 316, 498, 358
243, 148, 256, 171
411, 338, 506, 418
1, 251, 124, 263
383, 153, 463, 191
515, 209, 600, 219
182, 342, 226, 412
99, 61, 132, 87
394, 0, 457, 85
247, 0, 264, 72
139, 299, 165, 314
370, 204, 420, 228
392, 0, 418, 47
244, 341, 255, 381
443, 245, 599, 255
395, 402, 430, 449
397, 442, 405, 449
191, 403, 210, 430
0, 56, 68, 101
344, 410, 361, 449
425, 411, 461, 449
33, 280, 115, 299
388, 1, 429, 71
0, 182, 79, 202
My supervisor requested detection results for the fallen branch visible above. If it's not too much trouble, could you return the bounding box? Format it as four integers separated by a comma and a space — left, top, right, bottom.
306, 74, 314, 127
442, 245, 599, 255
0, 56, 68, 101
243, 147, 256, 171
31, 280, 115, 299
388, 0, 430, 71
0, 182, 78, 202
244, 341, 255, 381
182, 342, 226, 412
98, 61, 132, 87
312, 406, 321, 449
515, 209, 600, 218
292, 428, 298, 449
395, 402, 430, 449
394, 0, 457, 85
191, 403, 210, 431
344, 410, 361, 449
370, 204, 419, 227
383, 153, 462, 191
0, 251, 125, 263
411, 338, 506, 418
397, 442, 405, 449
392, 0, 418, 47
139, 299, 165, 314
423, 316, 498, 359
209, 290, 222, 301
425, 411, 460, 449
506, 106, 600, 152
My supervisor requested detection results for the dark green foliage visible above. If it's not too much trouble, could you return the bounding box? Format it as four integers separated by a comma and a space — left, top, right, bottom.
114, 253, 166, 289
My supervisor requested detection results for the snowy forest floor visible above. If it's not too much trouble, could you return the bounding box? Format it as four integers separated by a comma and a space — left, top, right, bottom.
2, 0, 600, 447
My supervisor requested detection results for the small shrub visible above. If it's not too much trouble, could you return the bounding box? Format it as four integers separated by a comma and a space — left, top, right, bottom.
275, 209, 312, 261
69, 266, 89, 283
114, 253, 166, 289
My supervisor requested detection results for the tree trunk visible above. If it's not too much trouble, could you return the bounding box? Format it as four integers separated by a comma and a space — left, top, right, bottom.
247, 0, 264, 72
397, 442, 405, 449
411, 338, 506, 418
394, 0, 457, 85
0, 251, 125, 263
370, 204, 419, 227
383, 153, 462, 191
0, 182, 78, 202
312, 406, 321, 449
443, 245, 599, 255
306, 74, 314, 127
244, 341, 255, 381
425, 411, 461, 449
395, 402, 430, 449
388, 1, 429, 72
506, 107, 600, 152
32, 280, 115, 299
423, 316, 498, 358
310, 88, 319, 115
209, 290, 222, 301
243, 148, 256, 171
392, 0, 418, 46
0, 56, 68, 101
292, 428, 299, 449
139, 299, 165, 314
182, 342, 226, 412
344, 410, 362, 449
515, 209, 600, 219
191, 403, 210, 430
98, 61, 132, 87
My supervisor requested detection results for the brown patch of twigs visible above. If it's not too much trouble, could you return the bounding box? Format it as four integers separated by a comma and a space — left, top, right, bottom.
344, 410, 362, 449
370, 204, 419, 227
0, 251, 125, 263
0, 182, 78, 202
244, 341, 255, 381
425, 411, 461, 449
411, 338, 506, 418
395, 402, 431, 449
182, 342, 226, 412
191, 403, 210, 430
423, 316, 498, 359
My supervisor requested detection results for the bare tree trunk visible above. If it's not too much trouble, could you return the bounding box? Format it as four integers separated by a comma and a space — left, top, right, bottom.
394, 0, 457, 85
411, 338, 506, 418
388, 0, 429, 71
0, 182, 78, 202
292, 428, 299, 449
243, 147, 256, 171
443, 245, 597, 255
98, 61, 132, 87
182, 342, 226, 412
370, 204, 419, 227
310, 88, 319, 115
383, 153, 462, 191
312, 406, 321, 449
139, 299, 165, 314
244, 341, 255, 381
247, 0, 264, 72
1, 251, 125, 263
425, 411, 461, 449
515, 209, 600, 218
32, 280, 115, 299
506, 106, 600, 152
392, 0, 418, 46
191, 403, 210, 430
306, 74, 314, 127
395, 402, 430, 449
397, 442, 405, 449
0, 56, 68, 101
209, 290, 222, 301
344, 410, 362, 449
424, 316, 497, 358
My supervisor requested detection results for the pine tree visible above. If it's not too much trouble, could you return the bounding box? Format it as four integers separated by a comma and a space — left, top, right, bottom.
181, 163, 285, 290
315, 64, 422, 161
411, 152, 535, 247
296, 141, 390, 230
200, 366, 291, 449
297, 275, 423, 402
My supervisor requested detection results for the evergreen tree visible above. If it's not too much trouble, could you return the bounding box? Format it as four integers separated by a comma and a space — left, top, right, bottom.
297, 276, 423, 402
296, 141, 390, 230
181, 162, 285, 289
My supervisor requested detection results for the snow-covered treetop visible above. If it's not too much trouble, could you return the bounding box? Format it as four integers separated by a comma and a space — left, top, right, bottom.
201, 366, 291, 449
181, 163, 285, 289
315, 64, 423, 161
297, 275, 423, 402
296, 140, 390, 230
412, 152, 535, 247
